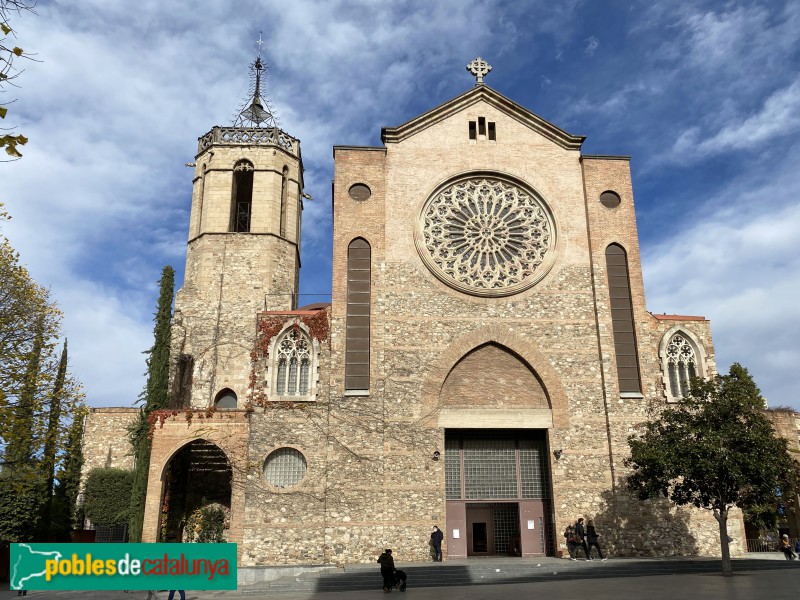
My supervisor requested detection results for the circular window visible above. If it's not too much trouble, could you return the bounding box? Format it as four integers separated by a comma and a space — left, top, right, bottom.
348, 183, 372, 201
263, 448, 307, 488
415, 173, 557, 297
599, 191, 621, 208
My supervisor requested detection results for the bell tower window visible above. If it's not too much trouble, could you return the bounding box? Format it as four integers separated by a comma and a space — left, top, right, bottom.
230, 160, 254, 232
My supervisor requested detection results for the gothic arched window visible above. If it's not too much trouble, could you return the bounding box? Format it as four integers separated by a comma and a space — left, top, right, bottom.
274, 327, 312, 397
662, 331, 703, 401
230, 160, 254, 232
214, 388, 238, 409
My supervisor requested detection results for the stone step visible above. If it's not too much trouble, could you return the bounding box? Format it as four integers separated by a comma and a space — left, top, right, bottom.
239, 558, 796, 596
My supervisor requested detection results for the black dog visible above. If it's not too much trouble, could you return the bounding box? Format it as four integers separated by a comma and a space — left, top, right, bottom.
394, 569, 407, 592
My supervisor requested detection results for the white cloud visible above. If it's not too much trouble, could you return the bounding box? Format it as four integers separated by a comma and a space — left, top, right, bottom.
666, 79, 800, 161
584, 36, 599, 56
643, 153, 800, 408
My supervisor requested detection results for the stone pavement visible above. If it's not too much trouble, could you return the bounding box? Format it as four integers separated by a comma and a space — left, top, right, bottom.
2, 559, 800, 600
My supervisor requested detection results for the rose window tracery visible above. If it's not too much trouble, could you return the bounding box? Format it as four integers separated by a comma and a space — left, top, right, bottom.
416, 175, 556, 296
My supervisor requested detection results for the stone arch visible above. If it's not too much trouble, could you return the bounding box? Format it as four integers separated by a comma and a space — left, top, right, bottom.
440, 343, 550, 410
157, 438, 233, 542
420, 324, 569, 428
142, 416, 249, 546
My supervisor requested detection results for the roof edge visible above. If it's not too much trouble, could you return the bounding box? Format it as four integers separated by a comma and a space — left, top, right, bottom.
381, 85, 585, 151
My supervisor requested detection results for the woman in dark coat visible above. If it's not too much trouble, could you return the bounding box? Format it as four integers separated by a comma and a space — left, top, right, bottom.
430, 526, 444, 561
586, 519, 607, 561
377, 549, 395, 592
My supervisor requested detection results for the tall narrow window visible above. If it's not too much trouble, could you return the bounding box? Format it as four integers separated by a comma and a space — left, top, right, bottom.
280, 166, 289, 238
488, 121, 496, 141
478, 116, 486, 137
605, 244, 641, 394
275, 328, 311, 397
346, 238, 371, 390
230, 160, 254, 232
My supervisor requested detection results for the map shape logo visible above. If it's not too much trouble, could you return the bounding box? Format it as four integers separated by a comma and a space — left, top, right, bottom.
9, 543, 237, 590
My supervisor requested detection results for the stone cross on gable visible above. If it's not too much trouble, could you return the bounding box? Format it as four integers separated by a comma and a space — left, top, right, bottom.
467, 57, 492, 84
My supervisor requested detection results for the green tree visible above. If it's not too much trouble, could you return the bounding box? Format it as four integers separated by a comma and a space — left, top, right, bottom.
0, 217, 61, 439
38, 340, 67, 539
50, 404, 87, 539
83, 468, 134, 527
626, 363, 799, 576
128, 265, 175, 542
0, 204, 85, 541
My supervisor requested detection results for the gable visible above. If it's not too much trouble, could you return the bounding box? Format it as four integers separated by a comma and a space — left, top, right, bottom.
381, 85, 585, 150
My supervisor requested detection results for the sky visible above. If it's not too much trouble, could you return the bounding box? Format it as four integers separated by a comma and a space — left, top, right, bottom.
2, 0, 799, 410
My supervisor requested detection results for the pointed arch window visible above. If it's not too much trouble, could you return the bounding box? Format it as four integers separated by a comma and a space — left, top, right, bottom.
274, 328, 311, 396
661, 331, 705, 402
230, 160, 254, 232
214, 388, 238, 409
605, 244, 642, 395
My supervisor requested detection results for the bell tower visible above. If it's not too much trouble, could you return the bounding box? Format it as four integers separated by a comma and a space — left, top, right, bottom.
172, 44, 304, 409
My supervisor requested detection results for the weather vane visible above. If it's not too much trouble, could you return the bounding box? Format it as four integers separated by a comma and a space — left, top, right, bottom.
233, 31, 278, 128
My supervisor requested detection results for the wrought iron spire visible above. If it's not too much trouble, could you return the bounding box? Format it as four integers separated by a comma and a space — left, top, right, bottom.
234, 32, 279, 128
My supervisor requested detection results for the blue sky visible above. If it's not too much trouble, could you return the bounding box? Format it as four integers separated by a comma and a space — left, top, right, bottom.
3, 0, 799, 409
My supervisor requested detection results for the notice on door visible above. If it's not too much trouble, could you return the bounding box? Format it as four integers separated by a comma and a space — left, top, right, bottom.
452, 529, 460, 539
527, 520, 535, 530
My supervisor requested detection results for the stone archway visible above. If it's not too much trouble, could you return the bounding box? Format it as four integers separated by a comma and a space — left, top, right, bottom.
141, 412, 249, 549
160, 439, 232, 542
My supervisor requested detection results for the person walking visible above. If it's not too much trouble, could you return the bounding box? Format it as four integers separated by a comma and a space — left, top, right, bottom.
430, 525, 444, 561
167, 591, 186, 600
377, 548, 396, 592
575, 517, 591, 560
586, 519, 607, 561
564, 523, 578, 560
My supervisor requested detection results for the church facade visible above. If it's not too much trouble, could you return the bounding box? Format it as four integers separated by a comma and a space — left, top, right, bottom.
83, 58, 743, 569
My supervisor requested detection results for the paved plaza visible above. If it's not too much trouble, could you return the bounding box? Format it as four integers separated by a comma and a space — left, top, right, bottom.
3, 567, 800, 600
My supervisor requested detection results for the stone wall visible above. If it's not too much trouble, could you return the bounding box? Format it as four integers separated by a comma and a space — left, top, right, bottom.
80, 407, 138, 484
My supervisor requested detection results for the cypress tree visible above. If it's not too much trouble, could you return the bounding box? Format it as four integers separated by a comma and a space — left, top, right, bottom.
39, 339, 67, 539
128, 266, 174, 542
51, 404, 87, 540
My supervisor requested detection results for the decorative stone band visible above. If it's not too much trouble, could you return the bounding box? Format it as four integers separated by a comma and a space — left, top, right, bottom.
197, 126, 299, 156
415, 172, 558, 297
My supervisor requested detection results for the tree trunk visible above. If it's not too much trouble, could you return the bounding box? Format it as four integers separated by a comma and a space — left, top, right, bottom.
715, 507, 732, 576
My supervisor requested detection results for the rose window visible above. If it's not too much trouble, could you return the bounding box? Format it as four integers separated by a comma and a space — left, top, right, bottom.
416, 175, 556, 296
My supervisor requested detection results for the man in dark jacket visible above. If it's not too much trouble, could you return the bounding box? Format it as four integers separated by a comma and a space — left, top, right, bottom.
575, 518, 590, 560
377, 549, 395, 592
430, 526, 444, 561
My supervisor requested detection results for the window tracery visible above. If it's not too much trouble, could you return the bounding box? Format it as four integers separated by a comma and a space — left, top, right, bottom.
666, 333, 698, 400
416, 174, 556, 297
274, 328, 311, 397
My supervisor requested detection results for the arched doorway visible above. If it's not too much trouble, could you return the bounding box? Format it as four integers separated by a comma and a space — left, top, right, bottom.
439, 343, 555, 557
160, 439, 232, 543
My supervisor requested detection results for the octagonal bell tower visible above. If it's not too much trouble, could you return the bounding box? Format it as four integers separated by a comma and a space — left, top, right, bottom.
172, 48, 305, 409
